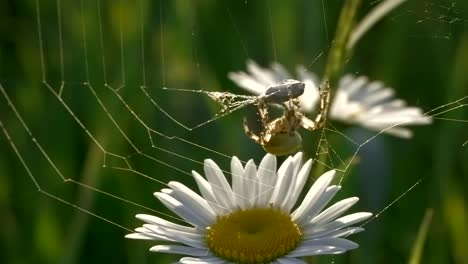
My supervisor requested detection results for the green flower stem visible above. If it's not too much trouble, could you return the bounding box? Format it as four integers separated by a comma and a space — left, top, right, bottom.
323, 0, 362, 84
312, 0, 362, 180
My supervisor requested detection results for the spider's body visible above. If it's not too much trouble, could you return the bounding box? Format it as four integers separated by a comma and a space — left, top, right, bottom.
243, 80, 330, 155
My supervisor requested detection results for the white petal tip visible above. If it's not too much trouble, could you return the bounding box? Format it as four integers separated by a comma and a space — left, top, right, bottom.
204, 159, 216, 166
353, 212, 373, 222
321, 170, 336, 182
135, 214, 151, 221
149, 245, 165, 252
125, 233, 152, 240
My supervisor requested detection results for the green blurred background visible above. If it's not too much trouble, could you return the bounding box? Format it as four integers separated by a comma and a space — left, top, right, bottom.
0, 0, 467, 263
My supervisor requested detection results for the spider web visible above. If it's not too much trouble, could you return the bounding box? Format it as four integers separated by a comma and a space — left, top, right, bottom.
0, 0, 467, 263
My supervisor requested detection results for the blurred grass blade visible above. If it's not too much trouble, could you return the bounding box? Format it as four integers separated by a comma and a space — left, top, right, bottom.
348, 0, 407, 49
443, 189, 468, 264
440, 32, 468, 264
408, 209, 434, 264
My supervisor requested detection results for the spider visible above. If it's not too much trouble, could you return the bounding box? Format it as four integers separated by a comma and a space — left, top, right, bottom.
243, 79, 330, 155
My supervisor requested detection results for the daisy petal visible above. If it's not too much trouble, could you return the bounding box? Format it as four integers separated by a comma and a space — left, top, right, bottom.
366, 108, 427, 124
125, 233, 164, 240
242, 159, 258, 208
291, 152, 303, 177
284, 159, 313, 212
136, 214, 195, 233
180, 256, 227, 264
269, 158, 293, 207
204, 159, 235, 210
305, 212, 373, 236
277, 156, 293, 176
306, 197, 360, 226
306, 226, 365, 239
228, 71, 266, 94
154, 192, 210, 228
256, 153, 277, 207
278, 154, 307, 211
361, 86, 393, 105
300, 237, 359, 250
246, 60, 279, 85
230, 156, 245, 208
168, 182, 217, 224
288, 238, 358, 257
276, 257, 308, 264
192, 171, 228, 215
287, 246, 346, 257
127, 226, 175, 241
142, 224, 205, 248
292, 170, 336, 224
295, 185, 342, 224
150, 245, 211, 257
272, 62, 292, 80
296, 66, 320, 112
362, 121, 414, 137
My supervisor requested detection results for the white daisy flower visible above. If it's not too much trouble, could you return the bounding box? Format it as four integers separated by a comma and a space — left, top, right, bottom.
329, 75, 432, 138
126, 152, 372, 263
228, 60, 432, 138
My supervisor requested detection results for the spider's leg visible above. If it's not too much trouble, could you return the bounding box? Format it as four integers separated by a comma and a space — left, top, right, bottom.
243, 117, 262, 144
300, 114, 320, 131
256, 100, 270, 129
313, 80, 331, 128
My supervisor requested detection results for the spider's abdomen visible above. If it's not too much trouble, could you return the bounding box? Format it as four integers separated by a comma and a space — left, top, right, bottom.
263, 131, 302, 156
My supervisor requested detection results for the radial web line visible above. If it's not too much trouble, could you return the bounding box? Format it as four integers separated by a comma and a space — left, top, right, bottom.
56, 0, 65, 96
1, 83, 242, 225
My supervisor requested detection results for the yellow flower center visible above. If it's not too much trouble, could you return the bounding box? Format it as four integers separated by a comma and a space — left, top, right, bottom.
206, 207, 302, 264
